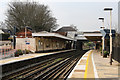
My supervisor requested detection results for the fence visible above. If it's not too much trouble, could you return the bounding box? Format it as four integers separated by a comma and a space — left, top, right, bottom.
112, 47, 120, 63
0, 45, 16, 59
112, 33, 120, 63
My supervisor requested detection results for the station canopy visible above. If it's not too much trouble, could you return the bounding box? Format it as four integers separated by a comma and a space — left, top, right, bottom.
32, 32, 74, 41
83, 31, 102, 41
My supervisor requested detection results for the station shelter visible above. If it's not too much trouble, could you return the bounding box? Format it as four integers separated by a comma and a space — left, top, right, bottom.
83, 31, 102, 50
16, 30, 74, 52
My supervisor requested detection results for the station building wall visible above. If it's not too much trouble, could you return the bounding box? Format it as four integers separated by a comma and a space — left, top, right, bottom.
16, 38, 36, 52
35, 37, 66, 51
16, 37, 67, 52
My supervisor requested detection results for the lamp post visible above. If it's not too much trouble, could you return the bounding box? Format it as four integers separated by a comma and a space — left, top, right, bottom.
13, 26, 16, 49
25, 26, 28, 38
104, 8, 113, 65
98, 17, 105, 57
99, 18, 104, 28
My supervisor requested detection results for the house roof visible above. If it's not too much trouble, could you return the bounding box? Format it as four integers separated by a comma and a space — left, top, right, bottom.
16, 28, 32, 38
56, 27, 77, 32
32, 32, 74, 41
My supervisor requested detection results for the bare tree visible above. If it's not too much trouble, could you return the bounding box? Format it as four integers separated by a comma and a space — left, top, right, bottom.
0, 22, 7, 29
5, 2, 58, 32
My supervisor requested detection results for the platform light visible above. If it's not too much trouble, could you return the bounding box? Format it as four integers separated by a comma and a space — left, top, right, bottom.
98, 17, 105, 29
98, 17, 105, 57
104, 7, 113, 65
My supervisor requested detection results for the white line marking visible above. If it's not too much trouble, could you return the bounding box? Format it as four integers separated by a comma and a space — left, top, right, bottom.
67, 55, 83, 79
67, 50, 91, 79
76, 65, 86, 70
92, 52, 99, 79
81, 57, 87, 60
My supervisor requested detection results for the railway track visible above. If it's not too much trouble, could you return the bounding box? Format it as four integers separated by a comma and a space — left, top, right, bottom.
2, 50, 86, 80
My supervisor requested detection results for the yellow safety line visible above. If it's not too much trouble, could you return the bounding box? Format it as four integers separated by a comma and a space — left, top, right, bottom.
84, 50, 92, 79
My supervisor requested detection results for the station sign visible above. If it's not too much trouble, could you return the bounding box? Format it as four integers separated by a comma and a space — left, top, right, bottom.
26, 42, 30, 45
25, 37, 30, 45
100, 29, 116, 39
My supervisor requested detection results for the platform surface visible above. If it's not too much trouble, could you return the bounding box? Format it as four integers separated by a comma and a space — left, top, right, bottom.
67, 50, 119, 79
0, 49, 75, 65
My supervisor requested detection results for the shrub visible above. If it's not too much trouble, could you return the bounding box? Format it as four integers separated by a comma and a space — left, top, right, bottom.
100, 47, 102, 52
14, 50, 19, 57
18, 49, 23, 55
14, 49, 23, 57
25, 49, 30, 54
104, 51, 109, 54
103, 51, 109, 58
99, 47, 102, 55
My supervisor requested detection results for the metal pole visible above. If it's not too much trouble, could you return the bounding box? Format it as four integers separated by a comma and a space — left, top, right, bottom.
25, 26, 26, 38
13, 26, 16, 49
110, 10, 113, 65
102, 37, 104, 56
103, 37, 104, 51
102, 19, 104, 28
102, 20, 105, 57
25, 26, 27, 50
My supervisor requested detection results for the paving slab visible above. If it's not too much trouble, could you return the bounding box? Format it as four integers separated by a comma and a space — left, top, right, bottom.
93, 50, 119, 79
67, 50, 94, 79
67, 50, 120, 80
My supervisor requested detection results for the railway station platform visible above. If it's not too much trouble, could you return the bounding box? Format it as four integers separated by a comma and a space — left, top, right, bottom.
0, 49, 75, 65
67, 50, 119, 79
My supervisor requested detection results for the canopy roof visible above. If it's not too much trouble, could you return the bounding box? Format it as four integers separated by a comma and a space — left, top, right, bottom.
83, 31, 102, 41
32, 32, 74, 41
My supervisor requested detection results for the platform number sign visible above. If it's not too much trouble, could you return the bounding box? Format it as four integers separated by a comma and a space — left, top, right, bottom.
25, 37, 30, 45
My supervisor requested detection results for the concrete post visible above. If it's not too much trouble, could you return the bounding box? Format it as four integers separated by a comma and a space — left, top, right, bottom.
110, 10, 113, 65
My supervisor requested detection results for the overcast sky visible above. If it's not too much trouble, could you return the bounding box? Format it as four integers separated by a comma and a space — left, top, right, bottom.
0, 0, 119, 31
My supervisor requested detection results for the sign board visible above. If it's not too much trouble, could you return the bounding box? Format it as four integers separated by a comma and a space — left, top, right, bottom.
100, 29, 116, 39
26, 42, 30, 45
25, 37, 30, 45
100, 30, 106, 37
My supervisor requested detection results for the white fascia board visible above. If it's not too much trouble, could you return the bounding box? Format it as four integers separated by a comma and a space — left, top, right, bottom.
76, 36, 87, 40
32, 33, 74, 40
84, 33, 102, 36
32, 33, 54, 37
55, 34, 74, 41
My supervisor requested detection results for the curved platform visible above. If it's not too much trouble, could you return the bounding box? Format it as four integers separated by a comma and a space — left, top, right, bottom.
67, 50, 119, 79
